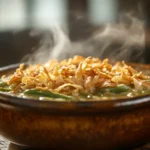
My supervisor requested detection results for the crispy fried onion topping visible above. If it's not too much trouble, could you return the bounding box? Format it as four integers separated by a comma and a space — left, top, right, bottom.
4, 56, 150, 95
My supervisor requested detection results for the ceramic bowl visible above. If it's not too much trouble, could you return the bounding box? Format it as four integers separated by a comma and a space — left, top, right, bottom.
0, 63, 150, 150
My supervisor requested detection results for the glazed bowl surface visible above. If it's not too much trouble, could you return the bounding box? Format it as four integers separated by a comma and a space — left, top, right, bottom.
0, 63, 150, 149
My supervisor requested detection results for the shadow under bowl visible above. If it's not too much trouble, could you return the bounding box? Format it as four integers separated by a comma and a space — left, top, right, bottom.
0, 63, 150, 149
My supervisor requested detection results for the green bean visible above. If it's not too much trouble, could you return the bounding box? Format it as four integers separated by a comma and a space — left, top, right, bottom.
24, 89, 74, 100
0, 87, 11, 92
99, 84, 131, 94
0, 82, 8, 87
0, 81, 11, 92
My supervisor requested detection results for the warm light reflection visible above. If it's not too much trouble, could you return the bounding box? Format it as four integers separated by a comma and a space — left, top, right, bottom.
32, 0, 68, 29
0, 0, 119, 31
0, 0, 26, 31
88, 0, 118, 25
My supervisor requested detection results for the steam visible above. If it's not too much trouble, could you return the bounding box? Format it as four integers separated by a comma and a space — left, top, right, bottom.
22, 13, 145, 64
22, 26, 70, 64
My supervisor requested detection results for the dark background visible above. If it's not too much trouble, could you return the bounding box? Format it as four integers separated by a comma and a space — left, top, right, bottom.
0, 0, 150, 66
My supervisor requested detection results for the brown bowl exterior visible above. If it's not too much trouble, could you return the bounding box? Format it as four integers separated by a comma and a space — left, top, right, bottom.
0, 103, 150, 150
0, 64, 150, 149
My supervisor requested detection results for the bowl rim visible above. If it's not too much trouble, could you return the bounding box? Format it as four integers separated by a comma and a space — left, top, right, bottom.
0, 63, 150, 114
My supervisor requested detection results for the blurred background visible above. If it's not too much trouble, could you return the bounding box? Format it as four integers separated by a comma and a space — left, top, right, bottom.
0, 0, 150, 66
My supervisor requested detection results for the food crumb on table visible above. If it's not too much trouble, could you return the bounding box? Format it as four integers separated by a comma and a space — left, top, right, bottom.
0, 135, 9, 150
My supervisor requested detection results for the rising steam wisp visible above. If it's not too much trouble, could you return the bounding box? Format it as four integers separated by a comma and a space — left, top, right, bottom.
22, 13, 145, 64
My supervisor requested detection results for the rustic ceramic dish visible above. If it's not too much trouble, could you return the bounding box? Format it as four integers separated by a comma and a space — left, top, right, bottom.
0, 63, 150, 150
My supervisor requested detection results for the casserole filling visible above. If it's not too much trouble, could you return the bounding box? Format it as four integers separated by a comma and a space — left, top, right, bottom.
0, 56, 150, 101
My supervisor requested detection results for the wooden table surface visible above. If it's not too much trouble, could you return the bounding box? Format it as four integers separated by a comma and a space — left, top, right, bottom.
1, 135, 150, 150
